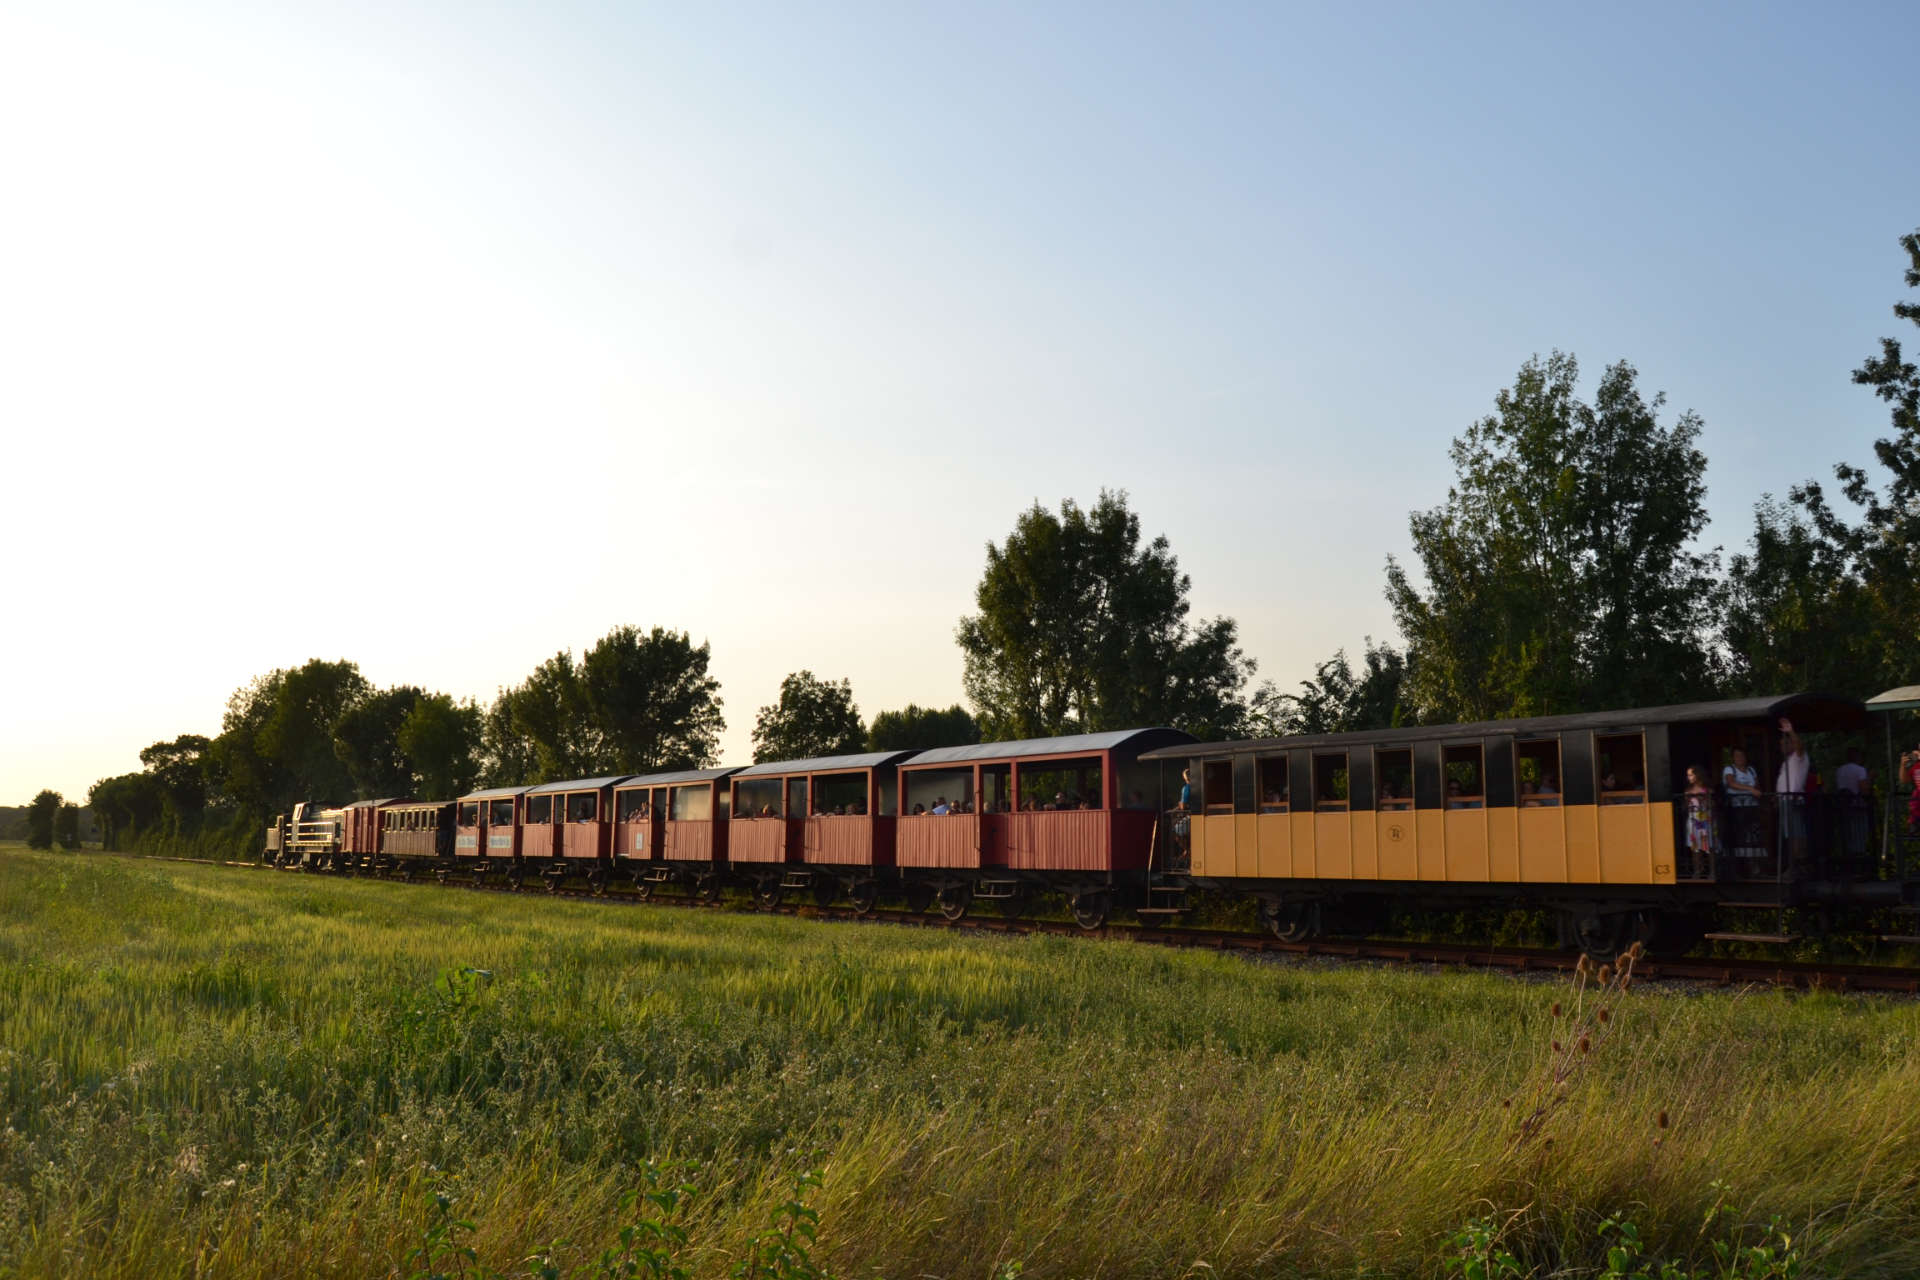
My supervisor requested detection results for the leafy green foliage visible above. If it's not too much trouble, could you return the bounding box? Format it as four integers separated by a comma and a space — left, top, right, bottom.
24, 789, 59, 849
957, 490, 1262, 741
400, 694, 485, 801
1727, 226, 1920, 701
1261, 638, 1413, 734
52, 804, 80, 850
484, 628, 725, 783
333, 685, 429, 799
865, 702, 979, 752
1387, 353, 1719, 722
751, 672, 864, 764
731, 1170, 833, 1280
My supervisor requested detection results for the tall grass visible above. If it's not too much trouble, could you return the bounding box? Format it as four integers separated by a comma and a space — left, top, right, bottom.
3, 846, 1918, 1277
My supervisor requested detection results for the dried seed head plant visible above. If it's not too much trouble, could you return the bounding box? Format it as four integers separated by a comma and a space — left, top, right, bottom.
1510, 941, 1645, 1151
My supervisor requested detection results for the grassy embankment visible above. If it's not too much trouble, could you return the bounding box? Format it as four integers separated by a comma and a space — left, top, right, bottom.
3, 844, 1919, 1278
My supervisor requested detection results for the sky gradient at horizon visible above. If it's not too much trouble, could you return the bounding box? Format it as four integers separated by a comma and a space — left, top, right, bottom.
3, 0, 1917, 804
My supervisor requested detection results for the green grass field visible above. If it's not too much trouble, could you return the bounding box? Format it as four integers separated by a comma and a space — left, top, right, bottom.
3, 846, 1919, 1278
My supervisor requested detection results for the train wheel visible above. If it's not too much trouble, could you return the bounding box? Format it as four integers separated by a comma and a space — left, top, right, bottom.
588, 869, 608, 897
1262, 900, 1320, 942
755, 880, 784, 910
997, 890, 1029, 920
1563, 910, 1629, 966
848, 881, 879, 915
1070, 892, 1111, 930
904, 883, 936, 914
812, 879, 839, 909
938, 884, 972, 922
632, 879, 654, 902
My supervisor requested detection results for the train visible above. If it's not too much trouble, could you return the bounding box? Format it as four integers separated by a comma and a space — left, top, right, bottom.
263, 687, 1920, 960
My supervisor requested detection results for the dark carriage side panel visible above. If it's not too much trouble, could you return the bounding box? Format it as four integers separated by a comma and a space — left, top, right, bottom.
1485, 735, 1516, 808
1289, 753, 1313, 809
1645, 725, 1673, 803
1413, 742, 1443, 809
1233, 755, 1257, 815
1348, 748, 1374, 811
1562, 731, 1596, 806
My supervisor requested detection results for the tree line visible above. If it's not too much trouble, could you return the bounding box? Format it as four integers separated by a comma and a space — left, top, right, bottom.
47, 224, 1920, 852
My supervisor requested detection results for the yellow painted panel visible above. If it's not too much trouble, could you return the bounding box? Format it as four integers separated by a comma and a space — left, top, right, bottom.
1650, 803, 1676, 884
1201, 815, 1236, 877
1487, 806, 1520, 881
1235, 814, 1260, 879
1518, 805, 1568, 881
1598, 803, 1653, 884
1376, 810, 1418, 880
1417, 810, 1447, 880
1565, 804, 1601, 883
1291, 811, 1316, 878
1315, 813, 1352, 879
1444, 809, 1489, 880
1350, 812, 1378, 879
1257, 812, 1292, 879
1188, 811, 1208, 873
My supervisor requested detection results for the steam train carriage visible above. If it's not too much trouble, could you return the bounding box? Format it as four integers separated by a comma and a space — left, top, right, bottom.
1138, 691, 1918, 955
264, 689, 1920, 956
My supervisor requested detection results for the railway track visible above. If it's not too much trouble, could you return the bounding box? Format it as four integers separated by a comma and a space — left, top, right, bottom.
137, 854, 1920, 995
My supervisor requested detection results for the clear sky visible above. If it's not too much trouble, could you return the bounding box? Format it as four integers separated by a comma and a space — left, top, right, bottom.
4, 0, 1916, 805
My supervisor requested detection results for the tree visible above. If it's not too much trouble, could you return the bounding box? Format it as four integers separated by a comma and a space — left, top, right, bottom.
957, 491, 1261, 741
482, 628, 727, 784
752, 671, 865, 763
1265, 640, 1414, 736
867, 703, 980, 752
54, 804, 81, 849
332, 686, 426, 799
579, 626, 726, 773
399, 693, 483, 799
1387, 354, 1719, 722
138, 734, 215, 832
89, 772, 167, 850
25, 790, 60, 849
1721, 498, 1870, 696
214, 660, 369, 811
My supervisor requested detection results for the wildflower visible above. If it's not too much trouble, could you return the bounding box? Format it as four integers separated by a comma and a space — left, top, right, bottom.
1598, 964, 1613, 985
1597, 1008, 1610, 1024
1657, 1110, 1669, 1129
1550, 1002, 1562, 1018
1578, 1036, 1590, 1054
1552, 1041, 1563, 1052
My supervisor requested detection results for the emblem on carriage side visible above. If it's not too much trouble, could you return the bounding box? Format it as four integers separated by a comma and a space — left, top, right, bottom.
1388, 824, 1405, 842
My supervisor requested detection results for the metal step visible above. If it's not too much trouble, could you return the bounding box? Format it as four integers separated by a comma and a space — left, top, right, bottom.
1135, 906, 1185, 915
1704, 932, 1801, 944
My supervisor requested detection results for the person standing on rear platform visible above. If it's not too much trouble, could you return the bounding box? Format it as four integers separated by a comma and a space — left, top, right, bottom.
1684, 766, 1717, 880
1776, 718, 1810, 877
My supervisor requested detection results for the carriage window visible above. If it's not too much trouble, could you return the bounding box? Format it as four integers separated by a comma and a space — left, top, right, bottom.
1443, 744, 1485, 809
488, 799, 515, 826
566, 793, 598, 822
1376, 749, 1413, 810
977, 763, 1011, 814
1313, 753, 1349, 812
734, 777, 782, 818
810, 771, 866, 815
526, 795, 553, 823
671, 785, 711, 822
1019, 757, 1103, 811
458, 802, 479, 826
1257, 755, 1289, 812
904, 767, 973, 814
617, 791, 651, 822
1203, 760, 1234, 813
1519, 739, 1562, 806
1596, 734, 1646, 804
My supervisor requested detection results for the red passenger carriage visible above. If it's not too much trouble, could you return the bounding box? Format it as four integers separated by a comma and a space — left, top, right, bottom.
616, 767, 741, 900
726, 751, 916, 911
894, 729, 1191, 925
522, 775, 634, 889
455, 785, 531, 885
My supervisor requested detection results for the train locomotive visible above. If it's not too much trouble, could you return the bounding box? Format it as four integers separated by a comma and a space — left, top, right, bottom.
263, 689, 1920, 959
